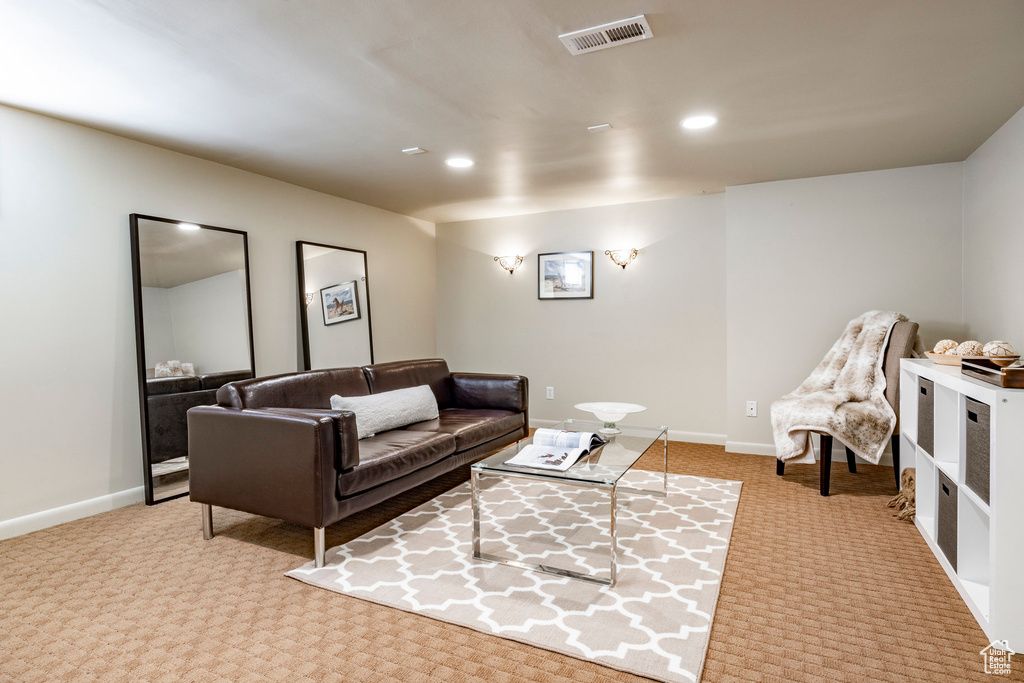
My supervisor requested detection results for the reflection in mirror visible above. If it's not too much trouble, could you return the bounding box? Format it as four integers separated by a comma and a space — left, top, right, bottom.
297, 241, 373, 370
130, 215, 255, 504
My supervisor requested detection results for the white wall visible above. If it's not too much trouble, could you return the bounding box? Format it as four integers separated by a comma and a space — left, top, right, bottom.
963, 106, 1024, 345
302, 249, 372, 368
144, 271, 251, 374
166, 269, 251, 374
436, 165, 966, 457
0, 104, 436, 526
141, 286, 175, 365
436, 195, 728, 441
724, 163, 965, 453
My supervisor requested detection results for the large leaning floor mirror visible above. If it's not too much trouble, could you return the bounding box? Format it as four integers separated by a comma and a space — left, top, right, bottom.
130, 214, 256, 504
296, 241, 373, 370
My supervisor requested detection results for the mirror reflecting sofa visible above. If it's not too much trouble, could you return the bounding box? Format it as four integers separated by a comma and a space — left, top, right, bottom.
187, 359, 528, 566
146, 370, 253, 464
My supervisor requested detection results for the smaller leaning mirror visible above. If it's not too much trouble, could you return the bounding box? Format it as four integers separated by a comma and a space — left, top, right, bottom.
296, 241, 373, 370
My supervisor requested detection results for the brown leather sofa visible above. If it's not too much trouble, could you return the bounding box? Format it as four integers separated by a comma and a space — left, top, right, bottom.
187, 359, 528, 566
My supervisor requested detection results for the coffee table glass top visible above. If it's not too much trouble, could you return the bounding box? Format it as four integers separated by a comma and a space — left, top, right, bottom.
473, 418, 666, 487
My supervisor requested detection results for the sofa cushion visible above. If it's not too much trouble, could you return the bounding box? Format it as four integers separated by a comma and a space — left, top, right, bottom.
338, 430, 456, 497
403, 408, 525, 451
199, 370, 253, 391
147, 376, 202, 395
362, 359, 453, 409
330, 385, 439, 439
218, 367, 369, 409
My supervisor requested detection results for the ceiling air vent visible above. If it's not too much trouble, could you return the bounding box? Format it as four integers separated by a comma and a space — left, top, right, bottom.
559, 15, 652, 55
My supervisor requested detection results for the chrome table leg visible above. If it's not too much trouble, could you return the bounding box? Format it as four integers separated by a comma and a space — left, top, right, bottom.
609, 485, 618, 585
662, 426, 669, 495
471, 469, 482, 559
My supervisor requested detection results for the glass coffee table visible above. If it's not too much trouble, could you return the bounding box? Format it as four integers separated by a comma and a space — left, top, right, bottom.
470, 418, 668, 586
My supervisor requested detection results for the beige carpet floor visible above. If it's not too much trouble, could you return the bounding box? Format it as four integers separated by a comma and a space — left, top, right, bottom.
2, 443, 1021, 683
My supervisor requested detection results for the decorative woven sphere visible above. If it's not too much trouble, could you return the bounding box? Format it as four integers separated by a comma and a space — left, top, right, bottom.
933, 339, 957, 354
955, 340, 984, 356
984, 340, 1016, 357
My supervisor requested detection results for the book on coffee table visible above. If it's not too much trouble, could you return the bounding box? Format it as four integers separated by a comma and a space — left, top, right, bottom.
504, 428, 607, 471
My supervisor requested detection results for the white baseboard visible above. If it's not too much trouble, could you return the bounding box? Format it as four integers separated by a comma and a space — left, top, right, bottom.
725, 441, 777, 457
529, 419, 726, 446
667, 430, 727, 445
527, 421, 894, 464
0, 487, 145, 541
725, 440, 894, 467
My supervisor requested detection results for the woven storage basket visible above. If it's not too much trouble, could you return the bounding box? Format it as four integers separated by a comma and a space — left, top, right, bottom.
965, 397, 991, 505
917, 378, 935, 455
937, 470, 958, 571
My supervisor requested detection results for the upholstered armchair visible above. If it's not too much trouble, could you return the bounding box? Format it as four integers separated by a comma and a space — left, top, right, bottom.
777, 320, 919, 496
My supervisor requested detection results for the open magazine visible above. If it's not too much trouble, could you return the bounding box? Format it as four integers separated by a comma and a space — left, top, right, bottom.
504, 428, 607, 471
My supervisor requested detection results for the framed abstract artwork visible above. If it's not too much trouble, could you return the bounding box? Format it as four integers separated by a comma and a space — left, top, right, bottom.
538, 251, 594, 300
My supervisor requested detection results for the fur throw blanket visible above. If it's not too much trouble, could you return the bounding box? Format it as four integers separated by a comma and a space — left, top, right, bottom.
771, 310, 907, 465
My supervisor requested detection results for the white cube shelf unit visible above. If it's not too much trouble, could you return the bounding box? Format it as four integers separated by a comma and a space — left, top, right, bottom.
900, 359, 1024, 650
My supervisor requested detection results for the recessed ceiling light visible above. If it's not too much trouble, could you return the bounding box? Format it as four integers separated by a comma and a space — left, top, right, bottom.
681, 114, 718, 130
178, 222, 201, 231
445, 157, 474, 168
587, 123, 613, 133
402, 147, 427, 155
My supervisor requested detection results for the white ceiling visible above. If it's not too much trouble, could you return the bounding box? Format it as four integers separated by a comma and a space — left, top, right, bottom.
2, 0, 1023, 224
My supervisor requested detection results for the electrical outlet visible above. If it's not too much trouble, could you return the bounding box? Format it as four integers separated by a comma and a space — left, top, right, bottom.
546, 386, 554, 400
746, 401, 757, 417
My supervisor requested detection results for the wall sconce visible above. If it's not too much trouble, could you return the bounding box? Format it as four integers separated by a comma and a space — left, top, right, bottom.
494, 255, 524, 274
605, 248, 638, 269
305, 292, 315, 306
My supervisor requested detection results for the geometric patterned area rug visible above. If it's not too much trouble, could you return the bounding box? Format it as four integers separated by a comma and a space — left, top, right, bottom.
288, 470, 741, 683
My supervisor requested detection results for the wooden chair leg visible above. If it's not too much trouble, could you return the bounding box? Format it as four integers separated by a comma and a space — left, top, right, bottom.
776, 459, 785, 476
845, 446, 857, 473
820, 434, 833, 496
892, 435, 901, 490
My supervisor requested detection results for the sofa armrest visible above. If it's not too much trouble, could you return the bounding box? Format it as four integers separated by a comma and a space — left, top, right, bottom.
187, 406, 351, 528
450, 373, 529, 413
259, 408, 359, 472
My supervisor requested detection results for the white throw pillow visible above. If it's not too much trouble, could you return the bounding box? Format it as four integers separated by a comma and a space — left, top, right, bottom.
330, 385, 439, 439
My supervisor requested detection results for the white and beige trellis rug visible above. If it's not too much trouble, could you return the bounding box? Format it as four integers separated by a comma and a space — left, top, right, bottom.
288, 470, 741, 683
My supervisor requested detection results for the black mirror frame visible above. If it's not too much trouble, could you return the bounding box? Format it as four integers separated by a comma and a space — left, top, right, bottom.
296, 240, 374, 370
129, 213, 256, 505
